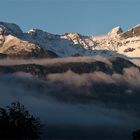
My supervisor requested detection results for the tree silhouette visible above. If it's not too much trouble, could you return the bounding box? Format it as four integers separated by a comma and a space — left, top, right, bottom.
132, 129, 140, 140
0, 101, 42, 140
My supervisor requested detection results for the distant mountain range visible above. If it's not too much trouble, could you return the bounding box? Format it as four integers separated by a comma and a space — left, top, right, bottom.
0, 21, 140, 58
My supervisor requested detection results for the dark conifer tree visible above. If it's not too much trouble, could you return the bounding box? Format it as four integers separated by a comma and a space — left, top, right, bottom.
0, 101, 42, 140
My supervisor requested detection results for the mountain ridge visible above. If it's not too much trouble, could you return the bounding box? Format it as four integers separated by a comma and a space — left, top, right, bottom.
0, 21, 140, 58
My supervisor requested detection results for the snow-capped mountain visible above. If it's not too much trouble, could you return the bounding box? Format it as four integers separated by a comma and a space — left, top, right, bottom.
0, 21, 140, 58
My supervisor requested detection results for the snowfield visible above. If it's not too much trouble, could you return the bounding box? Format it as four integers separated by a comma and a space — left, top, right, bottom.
0, 21, 140, 58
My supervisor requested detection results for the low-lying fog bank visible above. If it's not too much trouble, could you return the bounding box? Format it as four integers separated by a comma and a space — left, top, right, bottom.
0, 56, 140, 139
0, 68, 140, 139
0, 56, 109, 66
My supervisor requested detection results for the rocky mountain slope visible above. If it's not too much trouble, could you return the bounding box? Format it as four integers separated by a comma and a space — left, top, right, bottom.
0, 21, 140, 58
0, 57, 138, 78
0, 22, 58, 58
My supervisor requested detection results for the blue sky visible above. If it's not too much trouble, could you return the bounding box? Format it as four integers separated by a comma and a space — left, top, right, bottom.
0, 0, 140, 35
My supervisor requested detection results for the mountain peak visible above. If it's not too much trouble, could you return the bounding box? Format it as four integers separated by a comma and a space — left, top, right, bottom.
108, 26, 123, 37
0, 22, 23, 37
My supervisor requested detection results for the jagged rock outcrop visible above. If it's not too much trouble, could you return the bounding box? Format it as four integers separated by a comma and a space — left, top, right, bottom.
108, 26, 123, 37
120, 24, 140, 39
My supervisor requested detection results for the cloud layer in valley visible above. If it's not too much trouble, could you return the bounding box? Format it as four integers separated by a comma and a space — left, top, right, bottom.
0, 60, 140, 139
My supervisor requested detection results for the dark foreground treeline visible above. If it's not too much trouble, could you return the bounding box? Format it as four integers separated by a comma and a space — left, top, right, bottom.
0, 101, 140, 140
0, 101, 42, 140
